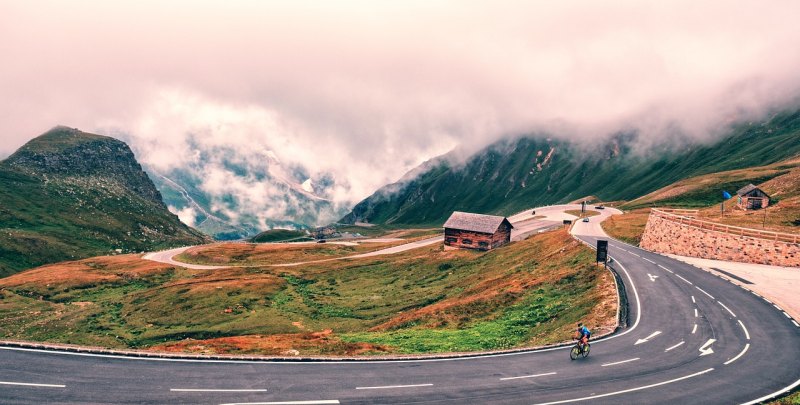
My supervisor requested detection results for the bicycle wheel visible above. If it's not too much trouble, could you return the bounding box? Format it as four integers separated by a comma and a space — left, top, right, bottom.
570, 345, 580, 360
582, 343, 591, 358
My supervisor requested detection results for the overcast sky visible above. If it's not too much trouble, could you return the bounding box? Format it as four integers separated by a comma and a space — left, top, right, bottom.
2, 1, 800, 216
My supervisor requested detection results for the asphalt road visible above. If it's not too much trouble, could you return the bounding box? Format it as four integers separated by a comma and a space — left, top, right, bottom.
2, 204, 799, 404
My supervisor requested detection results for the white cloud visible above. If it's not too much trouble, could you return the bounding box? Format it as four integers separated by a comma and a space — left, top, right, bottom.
169, 205, 197, 227
1, 0, 800, 224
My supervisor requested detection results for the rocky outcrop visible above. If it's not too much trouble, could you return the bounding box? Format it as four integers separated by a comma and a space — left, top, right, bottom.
6, 126, 164, 206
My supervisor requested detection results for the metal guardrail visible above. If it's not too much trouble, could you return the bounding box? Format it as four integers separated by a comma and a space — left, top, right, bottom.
651, 209, 799, 244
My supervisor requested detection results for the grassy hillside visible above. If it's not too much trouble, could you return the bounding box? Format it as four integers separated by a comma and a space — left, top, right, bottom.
0, 229, 616, 355
344, 109, 800, 226
0, 127, 209, 276
603, 157, 800, 244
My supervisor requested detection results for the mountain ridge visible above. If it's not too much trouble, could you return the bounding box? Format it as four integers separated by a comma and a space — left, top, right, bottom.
343, 109, 800, 226
0, 126, 210, 276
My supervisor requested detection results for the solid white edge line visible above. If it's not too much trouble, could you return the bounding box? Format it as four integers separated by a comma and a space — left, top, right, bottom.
724, 344, 750, 365
719, 301, 737, 317
500, 372, 557, 381
665, 341, 685, 352
220, 399, 340, 405
676, 274, 693, 285
355, 383, 433, 390
696, 286, 715, 300
0, 381, 65, 388
740, 377, 800, 405
692, 324, 697, 334
531, 368, 714, 405
738, 320, 751, 340
601, 357, 640, 367
171, 388, 268, 392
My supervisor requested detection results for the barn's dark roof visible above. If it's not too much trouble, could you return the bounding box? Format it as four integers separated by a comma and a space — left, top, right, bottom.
443, 211, 513, 234
737, 184, 769, 197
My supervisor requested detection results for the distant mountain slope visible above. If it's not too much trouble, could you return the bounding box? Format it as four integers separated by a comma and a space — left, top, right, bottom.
0, 126, 210, 276
343, 109, 800, 226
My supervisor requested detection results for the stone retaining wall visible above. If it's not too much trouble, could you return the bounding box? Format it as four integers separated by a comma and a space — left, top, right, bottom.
640, 212, 800, 267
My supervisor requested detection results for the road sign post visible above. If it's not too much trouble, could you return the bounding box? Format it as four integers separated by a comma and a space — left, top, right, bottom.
596, 240, 608, 268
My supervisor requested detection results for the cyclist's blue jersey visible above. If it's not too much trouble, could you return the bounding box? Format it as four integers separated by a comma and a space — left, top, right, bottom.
579, 326, 591, 338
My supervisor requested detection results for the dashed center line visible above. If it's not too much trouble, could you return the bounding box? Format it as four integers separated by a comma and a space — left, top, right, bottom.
356, 384, 433, 390
0, 381, 65, 388
724, 344, 750, 365
643, 257, 655, 264
738, 320, 750, 340
665, 341, 685, 352
692, 324, 698, 334
719, 301, 737, 317
500, 372, 557, 381
171, 388, 268, 392
696, 286, 715, 300
602, 358, 640, 367
657, 264, 673, 273
691, 296, 696, 304
676, 274, 693, 285
694, 308, 699, 318
221, 401, 340, 405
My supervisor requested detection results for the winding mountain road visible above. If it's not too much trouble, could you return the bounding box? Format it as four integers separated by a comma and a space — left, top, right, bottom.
2, 204, 798, 404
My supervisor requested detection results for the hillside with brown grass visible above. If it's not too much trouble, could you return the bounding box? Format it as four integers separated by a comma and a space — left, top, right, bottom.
0, 229, 617, 356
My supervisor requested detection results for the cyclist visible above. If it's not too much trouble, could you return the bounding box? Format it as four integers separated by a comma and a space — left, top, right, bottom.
576, 323, 591, 350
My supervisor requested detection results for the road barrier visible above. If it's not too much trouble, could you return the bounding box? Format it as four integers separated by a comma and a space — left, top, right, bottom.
650, 209, 799, 244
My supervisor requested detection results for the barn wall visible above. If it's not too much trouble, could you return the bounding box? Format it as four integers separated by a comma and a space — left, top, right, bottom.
444, 229, 494, 250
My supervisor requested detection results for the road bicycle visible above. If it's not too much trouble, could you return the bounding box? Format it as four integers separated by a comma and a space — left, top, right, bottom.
570, 339, 590, 360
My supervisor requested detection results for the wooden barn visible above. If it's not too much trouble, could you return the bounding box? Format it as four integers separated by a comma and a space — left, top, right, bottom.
443, 211, 513, 251
736, 184, 770, 210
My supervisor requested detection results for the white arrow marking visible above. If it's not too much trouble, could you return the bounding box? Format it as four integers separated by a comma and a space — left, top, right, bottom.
648, 273, 659, 282
635, 331, 662, 345
699, 339, 716, 356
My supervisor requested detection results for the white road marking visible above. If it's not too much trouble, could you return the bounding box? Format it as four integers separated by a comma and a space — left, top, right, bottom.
699, 339, 716, 356
676, 274, 693, 285
764, 298, 773, 304
694, 308, 698, 318
738, 320, 751, 340
602, 357, 640, 367
221, 399, 339, 405
773, 304, 783, 311
657, 264, 673, 273
647, 273, 659, 282
751, 291, 761, 297
635, 331, 662, 345
696, 286, 715, 300
691, 296, 696, 304
665, 341, 685, 352
631, 253, 641, 258
784, 312, 792, 319
719, 301, 737, 317
724, 343, 750, 365
692, 324, 698, 334
793, 320, 800, 327
171, 388, 268, 392
500, 372, 557, 381
643, 257, 655, 264
356, 384, 433, 390
531, 368, 714, 405
0, 381, 65, 388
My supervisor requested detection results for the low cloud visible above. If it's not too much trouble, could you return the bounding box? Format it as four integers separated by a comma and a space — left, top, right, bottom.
2, 1, 800, 224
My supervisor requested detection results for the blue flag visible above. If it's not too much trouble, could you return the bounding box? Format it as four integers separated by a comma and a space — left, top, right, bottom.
722, 190, 732, 200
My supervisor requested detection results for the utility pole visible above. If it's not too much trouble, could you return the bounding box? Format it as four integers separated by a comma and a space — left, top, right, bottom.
763, 205, 768, 228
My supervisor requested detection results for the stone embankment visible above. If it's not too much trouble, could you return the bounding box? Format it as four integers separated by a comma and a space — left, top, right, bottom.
640, 209, 800, 267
